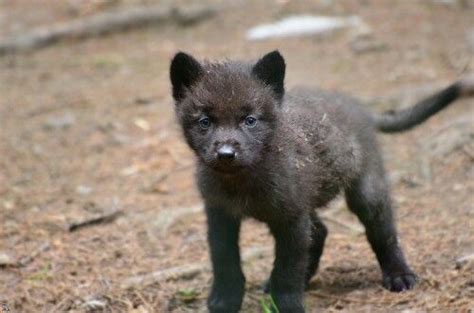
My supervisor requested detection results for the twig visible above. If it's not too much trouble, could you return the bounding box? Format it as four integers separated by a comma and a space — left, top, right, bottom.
133, 290, 154, 313
0, 5, 216, 55
121, 246, 272, 289
307, 290, 393, 305
18, 241, 51, 267
52, 294, 76, 311
68, 210, 123, 232
455, 252, 474, 269
155, 205, 202, 234
165, 146, 188, 166
461, 146, 474, 161
151, 163, 194, 185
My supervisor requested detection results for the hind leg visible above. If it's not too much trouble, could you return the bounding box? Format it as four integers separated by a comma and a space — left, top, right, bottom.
305, 212, 328, 287
345, 162, 417, 292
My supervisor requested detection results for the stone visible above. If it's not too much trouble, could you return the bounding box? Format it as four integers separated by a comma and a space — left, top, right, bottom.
246, 15, 363, 40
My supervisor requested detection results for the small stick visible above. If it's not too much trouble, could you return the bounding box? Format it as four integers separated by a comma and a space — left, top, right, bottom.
133, 290, 154, 312
150, 163, 193, 185
121, 262, 204, 290
155, 205, 202, 234
0, 5, 216, 55
121, 246, 271, 289
68, 210, 123, 232
455, 252, 474, 269
18, 241, 51, 267
461, 146, 474, 161
308, 290, 394, 305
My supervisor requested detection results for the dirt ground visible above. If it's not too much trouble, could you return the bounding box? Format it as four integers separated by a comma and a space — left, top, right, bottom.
1, 1, 473, 312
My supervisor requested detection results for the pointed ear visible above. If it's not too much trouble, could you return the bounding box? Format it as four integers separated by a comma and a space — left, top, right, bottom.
170, 52, 203, 101
252, 50, 286, 100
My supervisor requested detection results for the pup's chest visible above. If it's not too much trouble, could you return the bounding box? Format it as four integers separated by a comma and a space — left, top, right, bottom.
228, 186, 280, 220
202, 177, 286, 222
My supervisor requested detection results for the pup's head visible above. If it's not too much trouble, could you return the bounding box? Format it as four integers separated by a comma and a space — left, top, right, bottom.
170, 50, 286, 174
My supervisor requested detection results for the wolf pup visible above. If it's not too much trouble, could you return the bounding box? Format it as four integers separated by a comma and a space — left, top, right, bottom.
169, 50, 473, 313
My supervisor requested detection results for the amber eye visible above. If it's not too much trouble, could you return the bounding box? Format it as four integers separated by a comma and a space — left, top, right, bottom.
199, 117, 211, 129
244, 116, 257, 128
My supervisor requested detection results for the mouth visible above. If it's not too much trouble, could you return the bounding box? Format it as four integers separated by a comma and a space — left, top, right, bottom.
209, 161, 244, 174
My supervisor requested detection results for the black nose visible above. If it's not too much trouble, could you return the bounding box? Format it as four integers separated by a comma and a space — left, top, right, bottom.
217, 145, 236, 161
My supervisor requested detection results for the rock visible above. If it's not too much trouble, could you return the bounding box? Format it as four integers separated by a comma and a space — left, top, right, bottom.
32, 144, 44, 156
0, 252, 16, 267
76, 185, 93, 196
433, 0, 474, 7
432, 0, 459, 5
350, 19, 373, 38
455, 253, 474, 269
43, 112, 76, 130
134, 118, 151, 131
120, 166, 139, 176
246, 15, 363, 40
349, 20, 387, 55
3, 200, 14, 210
80, 296, 107, 310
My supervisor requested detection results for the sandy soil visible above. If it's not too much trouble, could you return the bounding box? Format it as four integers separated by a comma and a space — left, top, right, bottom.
0, 1, 473, 312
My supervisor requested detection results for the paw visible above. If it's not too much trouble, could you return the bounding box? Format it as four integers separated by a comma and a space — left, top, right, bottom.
208, 296, 242, 313
271, 292, 305, 313
208, 282, 245, 313
208, 301, 240, 313
382, 272, 418, 292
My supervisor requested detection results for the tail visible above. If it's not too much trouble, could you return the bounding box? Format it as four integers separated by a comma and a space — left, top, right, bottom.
374, 74, 474, 133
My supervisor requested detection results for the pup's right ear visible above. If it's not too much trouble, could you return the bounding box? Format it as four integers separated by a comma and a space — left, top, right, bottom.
170, 52, 203, 102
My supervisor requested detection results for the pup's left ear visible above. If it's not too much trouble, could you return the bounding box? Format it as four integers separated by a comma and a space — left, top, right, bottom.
252, 50, 286, 100
170, 52, 203, 102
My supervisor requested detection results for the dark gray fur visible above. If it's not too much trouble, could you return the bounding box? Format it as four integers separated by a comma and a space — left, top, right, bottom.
169, 50, 469, 313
